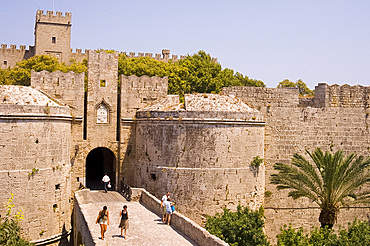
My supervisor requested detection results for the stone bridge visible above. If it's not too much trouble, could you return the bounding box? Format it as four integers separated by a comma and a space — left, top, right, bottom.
73, 189, 227, 246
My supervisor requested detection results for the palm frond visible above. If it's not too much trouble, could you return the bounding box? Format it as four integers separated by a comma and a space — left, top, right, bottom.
271, 148, 370, 221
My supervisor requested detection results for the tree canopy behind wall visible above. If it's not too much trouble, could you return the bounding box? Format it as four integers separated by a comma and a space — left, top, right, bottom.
0, 51, 265, 98
0, 55, 87, 86
119, 50, 265, 99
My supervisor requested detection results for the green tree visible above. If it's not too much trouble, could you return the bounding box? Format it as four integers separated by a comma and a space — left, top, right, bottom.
1, 51, 265, 98
271, 148, 370, 228
205, 205, 270, 246
0, 55, 87, 86
118, 50, 265, 100
277, 79, 314, 97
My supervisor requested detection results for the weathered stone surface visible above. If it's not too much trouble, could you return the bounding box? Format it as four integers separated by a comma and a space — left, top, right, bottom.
1, 9, 370, 245
0, 85, 72, 241
134, 93, 265, 224
223, 85, 370, 243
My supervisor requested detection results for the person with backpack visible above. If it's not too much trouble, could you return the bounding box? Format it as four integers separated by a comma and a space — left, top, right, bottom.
96, 206, 109, 240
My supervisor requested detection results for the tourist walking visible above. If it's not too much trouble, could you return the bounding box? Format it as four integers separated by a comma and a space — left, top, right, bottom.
96, 206, 109, 240
163, 197, 175, 225
102, 173, 110, 193
160, 192, 170, 222
118, 205, 129, 239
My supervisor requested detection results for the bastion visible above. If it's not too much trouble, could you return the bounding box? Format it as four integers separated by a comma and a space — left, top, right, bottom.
134, 93, 266, 223
0, 85, 72, 241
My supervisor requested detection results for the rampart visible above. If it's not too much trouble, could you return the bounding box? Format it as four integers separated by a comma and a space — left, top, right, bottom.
120, 74, 168, 118
0, 85, 72, 241
121, 49, 217, 63
223, 84, 370, 242
0, 44, 35, 69
134, 94, 265, 224
222, 86, 300, 108
69, 49, 88, 63
309, 83, 370, 108
31, 70, 85, 117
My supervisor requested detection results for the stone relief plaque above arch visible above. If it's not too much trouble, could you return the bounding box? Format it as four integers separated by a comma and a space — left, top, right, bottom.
95, 99, 111, 124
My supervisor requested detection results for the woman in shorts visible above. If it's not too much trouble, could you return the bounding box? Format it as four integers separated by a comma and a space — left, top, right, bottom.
96, 206, 109, 240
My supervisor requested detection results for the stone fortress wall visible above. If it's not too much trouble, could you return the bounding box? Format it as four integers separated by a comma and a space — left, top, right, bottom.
31, 70, 85, 117
134, 94, 266, 222
120, 74, 168, 118
0, 86, 72, 241
1, 8, 370, 244
0, 44, 35, 69
222, 84, 370, 241
1, 50, 369, 243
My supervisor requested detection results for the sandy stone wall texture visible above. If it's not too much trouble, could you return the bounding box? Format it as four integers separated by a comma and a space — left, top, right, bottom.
223, 85, 370, 242
134, 100, 266, 224
0, 86, 72, 241
0, 44, 35, 69
34, 10, 71, 63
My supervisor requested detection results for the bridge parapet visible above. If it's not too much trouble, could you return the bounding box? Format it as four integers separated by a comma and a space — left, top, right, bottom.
73, 189, 227, 246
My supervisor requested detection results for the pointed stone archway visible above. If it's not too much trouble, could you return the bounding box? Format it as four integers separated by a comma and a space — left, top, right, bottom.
86, 147, 116, 190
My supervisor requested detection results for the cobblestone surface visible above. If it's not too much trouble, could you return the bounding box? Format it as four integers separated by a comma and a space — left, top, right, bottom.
80, 191, 197, 246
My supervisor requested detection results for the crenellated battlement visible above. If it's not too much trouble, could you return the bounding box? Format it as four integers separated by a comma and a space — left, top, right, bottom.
120, 74, 168, 90
0, 44, 35, 53
120, 74, 169, 118
69, 48, 88, 63
311, 83, 370, 108
0, 44, 35, 69
36, 10, 71, 25
120, 49, 217, 63
120, 49, 185, 62
71, 48, 88, 55
31, 70, 85, 116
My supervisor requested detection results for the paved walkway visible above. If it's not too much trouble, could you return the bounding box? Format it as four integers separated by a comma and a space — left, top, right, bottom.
80, 191, 198, 246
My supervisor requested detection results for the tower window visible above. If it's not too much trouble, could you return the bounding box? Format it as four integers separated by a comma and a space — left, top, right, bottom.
3, 61, 7, 65
100, 80, 106, 87
52, 37, 56, 43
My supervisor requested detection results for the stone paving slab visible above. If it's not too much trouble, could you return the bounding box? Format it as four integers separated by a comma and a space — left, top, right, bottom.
80, 191, 198, 246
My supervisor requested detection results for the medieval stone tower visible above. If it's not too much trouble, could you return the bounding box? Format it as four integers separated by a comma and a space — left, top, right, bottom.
83, 50, 119, 189
34, 10, 72, 63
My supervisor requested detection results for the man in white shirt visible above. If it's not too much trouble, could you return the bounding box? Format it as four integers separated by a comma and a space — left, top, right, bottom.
163, 198, 175, 225
102, 173, 110, 193
160, 192, 170, 222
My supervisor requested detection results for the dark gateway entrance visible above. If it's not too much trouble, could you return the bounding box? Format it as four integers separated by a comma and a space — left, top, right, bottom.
86, 147, 116, 190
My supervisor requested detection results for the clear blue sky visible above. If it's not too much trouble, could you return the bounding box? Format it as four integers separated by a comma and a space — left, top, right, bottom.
1, 0, 369, 89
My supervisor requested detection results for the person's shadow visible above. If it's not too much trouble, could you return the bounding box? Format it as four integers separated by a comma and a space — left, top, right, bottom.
112, 234, 125, 238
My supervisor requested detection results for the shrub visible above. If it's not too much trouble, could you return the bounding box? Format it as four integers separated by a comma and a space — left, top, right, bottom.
338, 219, 370, 245
205, 205, 270, 246
251, 156, 263, 168
276, 219, 370, 246
0, 193, 33, 245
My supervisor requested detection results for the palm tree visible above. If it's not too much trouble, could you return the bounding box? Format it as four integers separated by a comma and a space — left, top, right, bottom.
271, 148, 370, 228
